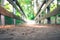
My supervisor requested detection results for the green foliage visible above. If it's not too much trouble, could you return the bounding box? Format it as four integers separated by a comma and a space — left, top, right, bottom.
0, 0, 1, 4
51, 16, 55, 20
16, 20, 24, 24
16, 10, 21, 17
17, 0, 34, 20
28, 13, 34, 20
50, 0, 57, 12
58, 0, 60, 1
42, 11, 46, 16
5, 16, 14, 25
4, 1, 13, 12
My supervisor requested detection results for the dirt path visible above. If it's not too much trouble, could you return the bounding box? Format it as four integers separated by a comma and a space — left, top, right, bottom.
0, 24, 60, 40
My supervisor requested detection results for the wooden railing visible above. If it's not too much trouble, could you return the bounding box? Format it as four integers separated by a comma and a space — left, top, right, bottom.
7, 0, 26, 18
39, 6, 60, 20
0, 5, 25, 22
34, 0, 53, 20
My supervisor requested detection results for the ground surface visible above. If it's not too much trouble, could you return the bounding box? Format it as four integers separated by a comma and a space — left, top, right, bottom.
0, 24, 60, 40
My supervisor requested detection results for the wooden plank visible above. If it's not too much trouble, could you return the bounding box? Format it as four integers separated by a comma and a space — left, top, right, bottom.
16, 0, 26, 17
7, 0, 26, 18
36, 0, 46, 16
34, 0, 53, 20
0, 5, 25, 22
39, 6, 60, 21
